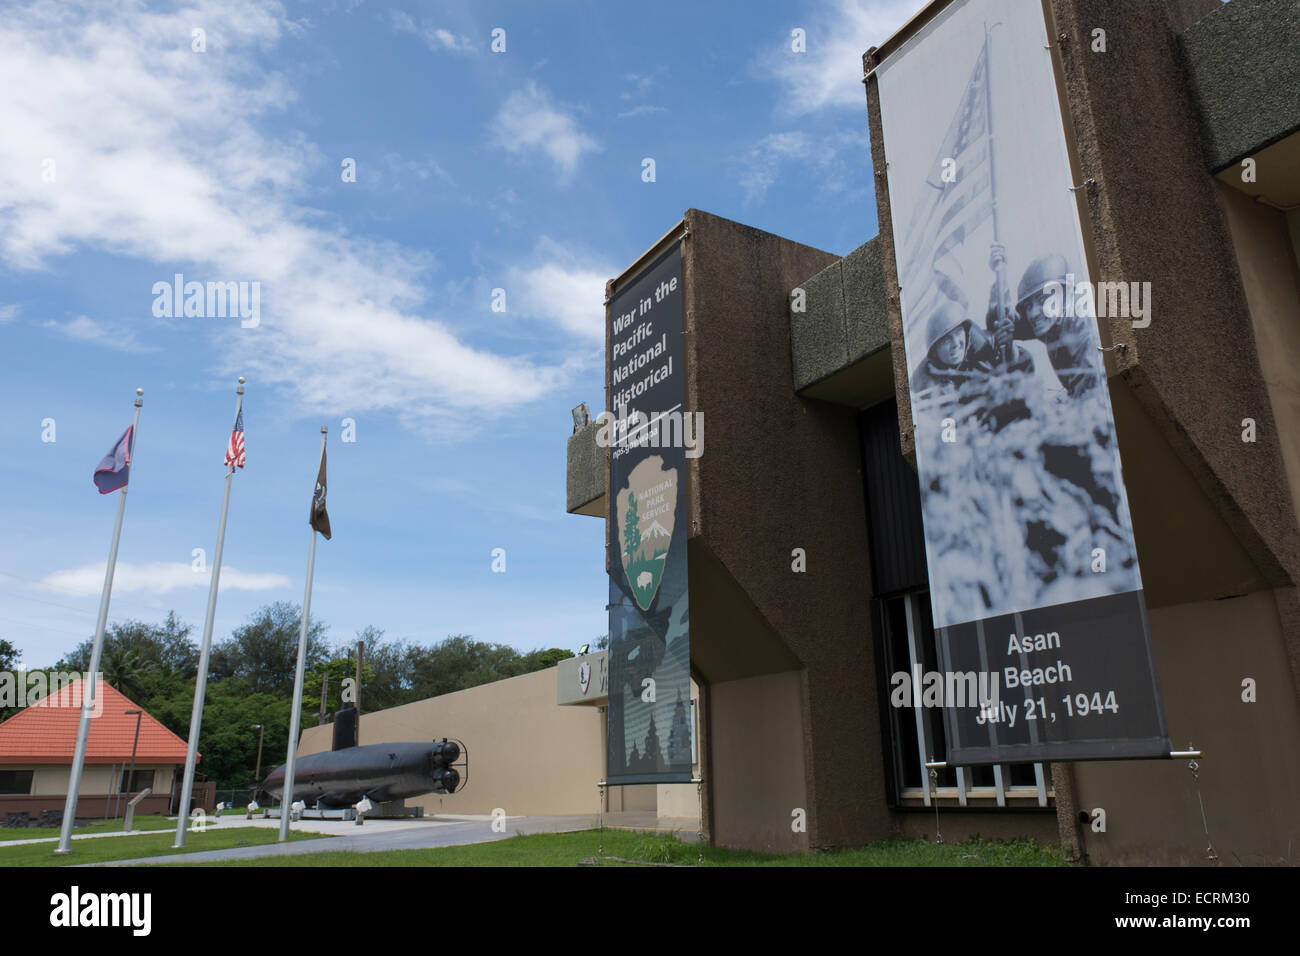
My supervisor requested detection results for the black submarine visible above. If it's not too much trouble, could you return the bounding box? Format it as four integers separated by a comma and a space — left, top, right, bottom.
262, 706, 462, 809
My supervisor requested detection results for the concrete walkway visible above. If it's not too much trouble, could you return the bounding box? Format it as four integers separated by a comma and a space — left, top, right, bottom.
0, 827, 172, 848
0, 812, 455, 848
79, 813, 603, 866
75, 811, 700, 866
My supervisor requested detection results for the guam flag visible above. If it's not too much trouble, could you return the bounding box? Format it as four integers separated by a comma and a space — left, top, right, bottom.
92, 426, 134, 494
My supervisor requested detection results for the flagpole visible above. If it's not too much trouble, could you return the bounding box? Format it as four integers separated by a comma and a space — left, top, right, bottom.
279, 425, 326, 843
173, 377, 245, 848
983, 20, 1010, 366
54, 388, 143, 855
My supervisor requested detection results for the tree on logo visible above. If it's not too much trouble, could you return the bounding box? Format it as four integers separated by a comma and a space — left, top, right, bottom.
624, 491, 641, 563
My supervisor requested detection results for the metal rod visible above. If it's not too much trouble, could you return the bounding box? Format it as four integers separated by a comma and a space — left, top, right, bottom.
926, 751, 1205, 769
116, 709, 142, 821
174, 378, 244, 848
55, 389, 143, 855
279, 426, 327, 843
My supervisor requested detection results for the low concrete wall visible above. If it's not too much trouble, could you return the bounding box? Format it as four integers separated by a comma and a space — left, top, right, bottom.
0, 792, 176, 821
298, 667, 605, 818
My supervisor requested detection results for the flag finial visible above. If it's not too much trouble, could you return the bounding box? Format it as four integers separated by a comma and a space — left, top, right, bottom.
321, 425, 328, 434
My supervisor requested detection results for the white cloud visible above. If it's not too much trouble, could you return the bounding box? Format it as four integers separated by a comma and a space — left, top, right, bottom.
770, 0, 915, 116
44, 315, 159, 353
735, 129, 866, 205
0, 0, 570, 435
621, 73, 655, 100
0, 304, 17, 323
508, 237, 614, 342
42, 561, 291, 597
736, 132, 814, 204
386, 10, 476, 53
488, 81, 599, 181
617, 105, 668, 119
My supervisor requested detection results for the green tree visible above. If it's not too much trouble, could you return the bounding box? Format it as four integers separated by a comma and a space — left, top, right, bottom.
356, 627, 411, 712
55, 613, 195, 707
624, 491, 641, 561
100, 646, 157, 701
520, 648, 574, 671
0, 639, 21, 723
303, 654, 375, 726
209, 602, 328, 697
59, 612, 196, 673
149, 678, 292, 790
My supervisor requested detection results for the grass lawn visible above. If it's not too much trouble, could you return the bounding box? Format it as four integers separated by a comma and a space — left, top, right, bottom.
181, 829, 1073, 867
0, 826, 327, 866
0, 815, 177, 841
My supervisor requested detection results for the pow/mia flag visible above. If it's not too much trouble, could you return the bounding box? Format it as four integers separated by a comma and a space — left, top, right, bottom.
310, 446, 331, 540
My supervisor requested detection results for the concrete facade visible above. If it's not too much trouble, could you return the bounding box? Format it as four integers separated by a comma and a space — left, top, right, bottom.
554, 0, 1300, 862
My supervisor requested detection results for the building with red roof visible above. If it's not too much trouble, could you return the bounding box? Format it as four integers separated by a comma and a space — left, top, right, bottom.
0, 678, 208, 823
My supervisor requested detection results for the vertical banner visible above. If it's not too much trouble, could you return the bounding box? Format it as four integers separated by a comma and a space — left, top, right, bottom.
605, 242, 692, 784
875, 0, 1170, 763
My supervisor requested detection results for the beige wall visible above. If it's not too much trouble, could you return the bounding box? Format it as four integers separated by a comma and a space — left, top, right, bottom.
1218, 184, 1300, 533
298, 667, 605, 817
6, 764, 174, 797
708, 670, 808, 853
1288, 209, 1300, 278
1073, 590, 1300, 864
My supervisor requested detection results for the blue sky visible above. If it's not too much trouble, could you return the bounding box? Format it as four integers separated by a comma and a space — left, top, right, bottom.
0, 0, 915, 666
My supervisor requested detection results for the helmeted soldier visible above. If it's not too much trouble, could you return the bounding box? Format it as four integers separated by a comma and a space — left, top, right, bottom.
987, 248, 1099, 396
910, 300, 999, 398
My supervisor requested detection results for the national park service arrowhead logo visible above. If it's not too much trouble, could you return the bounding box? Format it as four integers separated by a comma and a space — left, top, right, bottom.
617, 456, 678, 611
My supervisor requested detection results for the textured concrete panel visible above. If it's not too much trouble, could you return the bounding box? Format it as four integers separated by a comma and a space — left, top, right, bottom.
565, 420, 606, 516
789, 259, 848, 391
1181, 0, 1300, 170
841, 236, 890, 364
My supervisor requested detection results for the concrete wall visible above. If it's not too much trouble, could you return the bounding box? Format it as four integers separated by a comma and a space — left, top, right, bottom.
297, 667, 605, 817
675, 210, 894, 851
1073, 590, 1300, 865
0, 762, 188, 819
708, 671, 809, 852
1216, 184, 1300, 533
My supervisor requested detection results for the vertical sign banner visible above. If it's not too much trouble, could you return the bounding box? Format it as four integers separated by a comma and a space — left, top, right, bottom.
875, 0, 1170, 763
605, 242, 692, 784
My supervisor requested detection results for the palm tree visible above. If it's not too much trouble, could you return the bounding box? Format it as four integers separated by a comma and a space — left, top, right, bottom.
101, 648, 156, 701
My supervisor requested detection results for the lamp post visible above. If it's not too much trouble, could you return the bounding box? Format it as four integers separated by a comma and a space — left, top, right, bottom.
251, 723, 265, 797
116, 709, 143, 820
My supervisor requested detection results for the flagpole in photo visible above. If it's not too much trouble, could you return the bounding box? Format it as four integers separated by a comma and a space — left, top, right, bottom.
280, 425, 330, 842
55, 388, 144, 855
174, 377, 247, 848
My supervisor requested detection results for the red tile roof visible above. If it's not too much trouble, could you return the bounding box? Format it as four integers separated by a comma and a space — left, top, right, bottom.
0, 679, 193, 764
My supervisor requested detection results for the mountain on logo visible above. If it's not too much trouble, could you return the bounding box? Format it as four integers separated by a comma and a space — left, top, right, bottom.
644, 520, 671, 541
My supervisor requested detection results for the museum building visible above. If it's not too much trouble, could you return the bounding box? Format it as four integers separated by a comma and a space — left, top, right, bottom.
562, 0, 1300, 863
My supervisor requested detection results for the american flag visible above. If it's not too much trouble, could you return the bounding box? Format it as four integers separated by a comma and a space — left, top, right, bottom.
225, 408, 246, 468
899, 38, 994, 337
